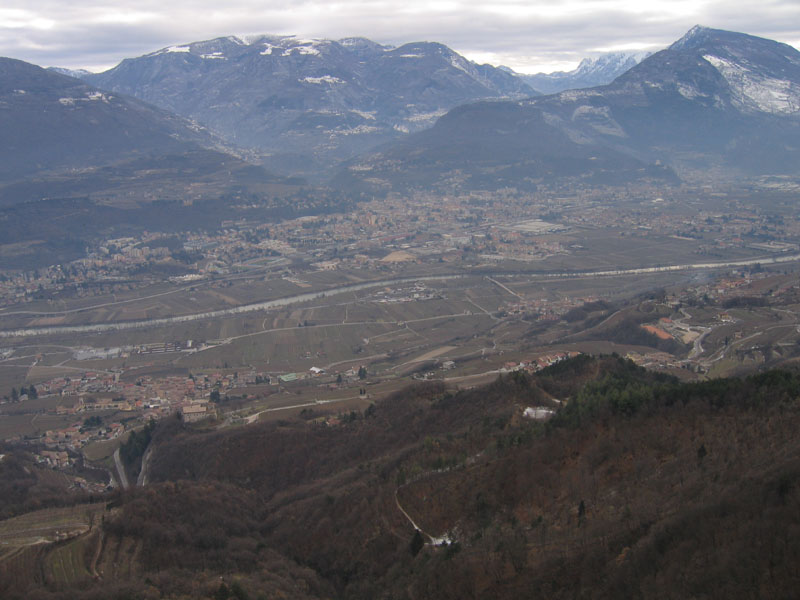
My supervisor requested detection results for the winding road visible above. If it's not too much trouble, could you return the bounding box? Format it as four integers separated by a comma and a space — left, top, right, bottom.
113, 448, 129, 490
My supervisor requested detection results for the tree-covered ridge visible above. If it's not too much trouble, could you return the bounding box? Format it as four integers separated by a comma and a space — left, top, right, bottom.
4, 356, 800, 599
554, 358, 800, 425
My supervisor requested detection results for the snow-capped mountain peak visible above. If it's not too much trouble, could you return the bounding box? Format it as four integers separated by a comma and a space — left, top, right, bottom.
515, 51, 651, 95
668, 25, 715, 50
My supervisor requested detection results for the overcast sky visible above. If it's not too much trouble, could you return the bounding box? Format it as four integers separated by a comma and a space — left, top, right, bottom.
2, 0, 799, 74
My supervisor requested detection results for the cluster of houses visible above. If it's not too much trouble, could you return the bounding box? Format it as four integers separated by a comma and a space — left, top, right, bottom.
502, 296, 600, 321
38, 421, 126, 451
37, 449, 72, 468
500, 351, 580, 374
625, 350, 683, 370
179, 398, 218, 423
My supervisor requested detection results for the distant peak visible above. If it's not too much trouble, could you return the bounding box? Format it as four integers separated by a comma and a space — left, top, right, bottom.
47, 66, 93, 78
339, 37, 384, 47
686, 24, 711, 37
669, 25, 720, 50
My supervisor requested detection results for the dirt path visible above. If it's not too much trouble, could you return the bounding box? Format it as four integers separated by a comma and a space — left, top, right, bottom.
485, 276, 522, 299
89, 530, 104, 579
394, 488, 451, 546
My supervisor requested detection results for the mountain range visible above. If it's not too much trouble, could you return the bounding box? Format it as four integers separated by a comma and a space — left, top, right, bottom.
507, 51, 651, 95
81, 36, 537, 178
2, 25, 799, 245
339, 26, 800, 193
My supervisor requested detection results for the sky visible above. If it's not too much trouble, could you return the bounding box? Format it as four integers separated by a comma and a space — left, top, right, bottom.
2, 0, 799, 74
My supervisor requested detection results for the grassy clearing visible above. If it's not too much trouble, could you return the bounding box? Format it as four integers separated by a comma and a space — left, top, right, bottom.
82, 437, 122, 462
0, 413, 38, 439
0, 366, 31, 396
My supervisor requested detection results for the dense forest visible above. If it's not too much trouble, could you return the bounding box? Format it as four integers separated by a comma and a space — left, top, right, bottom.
3, 356, 800, 599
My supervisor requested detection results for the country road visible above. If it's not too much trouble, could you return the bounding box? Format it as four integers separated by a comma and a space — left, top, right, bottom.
137, 446, 153, 487
674, 308, 712, 360
113, 448, 129, 490
242, 394, 366, 423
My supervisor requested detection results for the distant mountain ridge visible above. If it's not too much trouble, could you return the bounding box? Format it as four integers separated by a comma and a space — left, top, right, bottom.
509, 51, 651, 95
0, 57, 311, 267
82, 35, 538, 178
337, 26, 800, 193
0, 57, 214, 182
47, 66, 93, 79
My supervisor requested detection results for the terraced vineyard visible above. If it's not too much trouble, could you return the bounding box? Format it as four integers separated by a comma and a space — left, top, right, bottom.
0, 503, 106, 592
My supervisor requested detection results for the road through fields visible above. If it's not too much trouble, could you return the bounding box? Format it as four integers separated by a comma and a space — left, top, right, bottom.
3, 253, 799, 338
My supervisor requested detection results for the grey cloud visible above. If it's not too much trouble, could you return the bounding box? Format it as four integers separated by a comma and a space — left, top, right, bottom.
0, 0, 798, 72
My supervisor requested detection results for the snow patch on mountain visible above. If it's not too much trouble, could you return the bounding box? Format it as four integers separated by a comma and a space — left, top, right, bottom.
449, 55, 470, 74
283, 45, 321, 57
201, 52, 226, 60
258, 38, 328, 57
302, 76, 344, 84
677, 82, 703, 100
405, 109, 448, 123
336, 124, 379, 135
166, 46, 191, 53
350, 110, 376, 120
703, 54, 800, 115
